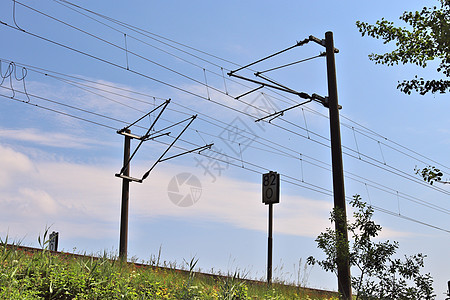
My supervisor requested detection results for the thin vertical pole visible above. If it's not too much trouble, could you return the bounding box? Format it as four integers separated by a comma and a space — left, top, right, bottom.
119, 129, 131, 261
267, 203, 273, 284
325, 31, 352, 299
447, 280, 450, 298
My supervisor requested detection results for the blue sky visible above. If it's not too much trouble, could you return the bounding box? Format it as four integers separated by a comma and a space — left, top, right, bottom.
1, 0, 449, 296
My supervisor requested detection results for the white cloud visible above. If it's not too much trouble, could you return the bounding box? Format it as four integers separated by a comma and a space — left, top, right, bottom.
130, 166, 336, 238
0, 143, 414, 247
19, 188, 60, 215
27, 77, 167, 126
0, 127, 109, 149
0, 144, 34, 188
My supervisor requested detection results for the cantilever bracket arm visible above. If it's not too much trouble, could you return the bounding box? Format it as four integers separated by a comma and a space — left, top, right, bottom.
159, 143, 213, 163
228, 35, 336, 76
309, 35, 339, 53
118, 99, 170, 134
254, 52, 326, 75
141, 115, 197, 181
115, 173, 143, 183
114, 143, 213, 184
228, 37, 310, 75
254, 73, 299, 95
118, 100, 171, 175
255, 93, 342, 123
255, 99, 312, 123
311, 93, 342, 109
228, 72, 310, 99
145, 116, 194, 140
118, 130, 170, 141
235, 85, 264, 100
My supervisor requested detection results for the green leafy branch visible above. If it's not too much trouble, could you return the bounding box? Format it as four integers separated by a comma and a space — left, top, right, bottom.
415, 165, 449, 185
356, 0, 450, 95
308, 195, 436, 299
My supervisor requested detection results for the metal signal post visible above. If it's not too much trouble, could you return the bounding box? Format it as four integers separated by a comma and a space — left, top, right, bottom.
262, 171, 280, 284
267, 202, 273, 284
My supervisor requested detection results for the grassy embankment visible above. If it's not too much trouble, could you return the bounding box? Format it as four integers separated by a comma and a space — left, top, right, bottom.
0, 239, 338, 299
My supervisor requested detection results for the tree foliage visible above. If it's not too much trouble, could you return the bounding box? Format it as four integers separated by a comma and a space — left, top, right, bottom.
356, 0, 450, 95
308, 195, 435, 299
415, 165, 449, 185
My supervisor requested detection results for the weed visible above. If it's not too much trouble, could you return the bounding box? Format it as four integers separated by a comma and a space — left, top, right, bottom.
0, 231, 337, 299
217, 270, 249, 299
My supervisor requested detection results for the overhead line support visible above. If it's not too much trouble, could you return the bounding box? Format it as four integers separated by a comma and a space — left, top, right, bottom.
159, 143, 213, 162
118, 99, 171, 175
119, 128, 131, 260
141, 115, 197, 180
324, 31, 351, 300
235, 85, 264, 100
115, 105, 212, 262
255, 99, 312, 123
228, 31, 349, 299
228, 37, 310, 75
309, 35, 340, 53
255, 52, 326, 75
227, 72, 310, 99
254, 73, 299, 95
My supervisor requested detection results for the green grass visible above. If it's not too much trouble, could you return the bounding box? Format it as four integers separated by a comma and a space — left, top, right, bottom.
0, 239, 338, 299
